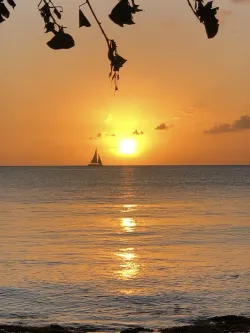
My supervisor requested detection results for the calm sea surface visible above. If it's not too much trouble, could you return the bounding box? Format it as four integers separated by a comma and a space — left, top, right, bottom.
0, 166, 250, 330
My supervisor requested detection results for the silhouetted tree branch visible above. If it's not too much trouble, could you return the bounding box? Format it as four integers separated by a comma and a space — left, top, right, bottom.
0, 0, 220, 91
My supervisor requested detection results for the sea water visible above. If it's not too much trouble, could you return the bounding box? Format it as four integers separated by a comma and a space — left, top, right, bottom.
0, 166, 250, 330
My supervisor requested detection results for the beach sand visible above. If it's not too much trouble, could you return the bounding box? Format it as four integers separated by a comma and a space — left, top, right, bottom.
1, 316, 250, 333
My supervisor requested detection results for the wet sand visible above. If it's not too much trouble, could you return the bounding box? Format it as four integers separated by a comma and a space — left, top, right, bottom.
1, 316, 250, 333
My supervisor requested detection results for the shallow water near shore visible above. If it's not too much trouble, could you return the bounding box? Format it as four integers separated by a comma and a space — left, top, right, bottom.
0, 166, 250, 330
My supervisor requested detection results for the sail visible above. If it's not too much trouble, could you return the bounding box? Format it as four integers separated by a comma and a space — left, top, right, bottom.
91, 149, 98, 164
97, 154, 102, 166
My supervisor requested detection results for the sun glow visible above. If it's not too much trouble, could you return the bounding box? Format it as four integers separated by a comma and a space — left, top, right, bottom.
119, 139, 136, 155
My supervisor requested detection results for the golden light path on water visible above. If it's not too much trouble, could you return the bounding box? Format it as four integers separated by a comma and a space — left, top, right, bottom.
115, 247, 140, 280
115, 205, 140, 282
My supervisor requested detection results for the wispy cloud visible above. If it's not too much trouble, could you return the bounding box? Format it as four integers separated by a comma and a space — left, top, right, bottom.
204, 115, 250, 134
106, 133, 116, 137
89, 132, 115, 140
133, 129, 144, 135
155, 123, 173, 130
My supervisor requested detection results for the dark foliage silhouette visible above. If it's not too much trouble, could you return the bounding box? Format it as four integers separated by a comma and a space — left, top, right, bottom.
38, 0, 75, 50
187, 0, 219, 38
109, 0, 142, 27
79, 4, 91, 27
0, 0, 15, 22
108, 39, 127, 91
1, 0, 220, 90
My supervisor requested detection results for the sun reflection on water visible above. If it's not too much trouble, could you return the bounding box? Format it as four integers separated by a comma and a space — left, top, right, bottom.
121, 217, 136, 233
121, 204, 138, 212
115, 247, 140, 280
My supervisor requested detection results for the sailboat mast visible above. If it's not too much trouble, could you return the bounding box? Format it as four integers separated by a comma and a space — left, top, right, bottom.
91, 149, 98, 164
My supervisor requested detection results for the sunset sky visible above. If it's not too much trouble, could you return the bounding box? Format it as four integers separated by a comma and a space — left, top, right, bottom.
1, 0, 250, 165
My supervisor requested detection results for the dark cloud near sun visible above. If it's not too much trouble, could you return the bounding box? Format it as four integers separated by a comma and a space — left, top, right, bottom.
106, 133, 116, 137
205, 115, 250, 134
89, 132, 115, 140
133, 129, 144, 135
155, 123, 173, 130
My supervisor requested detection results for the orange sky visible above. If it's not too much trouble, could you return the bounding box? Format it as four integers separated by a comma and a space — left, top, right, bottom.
1, 0, 250, 165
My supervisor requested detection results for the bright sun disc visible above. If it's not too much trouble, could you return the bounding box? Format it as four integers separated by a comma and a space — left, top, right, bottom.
119, 139, 136, 155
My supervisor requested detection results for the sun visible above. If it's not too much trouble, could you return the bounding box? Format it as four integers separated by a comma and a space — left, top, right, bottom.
119, 139, 136, 155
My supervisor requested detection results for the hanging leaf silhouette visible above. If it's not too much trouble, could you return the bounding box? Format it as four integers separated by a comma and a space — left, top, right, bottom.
199, 1, 219, 38
189, 0, 219, 39
108, 39, 127, 90
54, 7, 62, 19
79, 8, 91, 27
204, 15, 219, 38
0, 2, 10, 18
38, 0, 75, 50
6, 0, 16, 9
109, 0, 142, 27
47, 28, 75, 50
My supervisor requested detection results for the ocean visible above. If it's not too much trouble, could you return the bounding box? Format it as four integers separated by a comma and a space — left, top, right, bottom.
0, 166, 250, 330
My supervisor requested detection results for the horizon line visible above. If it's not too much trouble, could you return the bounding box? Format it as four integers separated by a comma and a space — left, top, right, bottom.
0, 164, 249, 167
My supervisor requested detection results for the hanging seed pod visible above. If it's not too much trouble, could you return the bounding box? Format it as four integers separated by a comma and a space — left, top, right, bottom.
79, 8, 91, 27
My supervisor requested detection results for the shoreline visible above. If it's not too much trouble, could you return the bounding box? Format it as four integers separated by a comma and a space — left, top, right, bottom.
1, 316, 250, 333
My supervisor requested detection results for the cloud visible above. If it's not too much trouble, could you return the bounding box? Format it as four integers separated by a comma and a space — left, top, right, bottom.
133, 129, 144, 135
89, 132, 115, 140
204, 115, 250, 134
155, 123, 173, 130
106, 133, 116, 137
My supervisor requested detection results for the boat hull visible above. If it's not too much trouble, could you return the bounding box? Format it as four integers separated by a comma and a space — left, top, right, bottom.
88, 163, 103, 167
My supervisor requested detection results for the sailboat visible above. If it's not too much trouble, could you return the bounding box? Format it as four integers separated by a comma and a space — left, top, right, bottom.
88, 148, 103, 167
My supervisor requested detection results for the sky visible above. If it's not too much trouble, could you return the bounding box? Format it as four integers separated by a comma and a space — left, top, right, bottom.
1, 0, 250, 165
